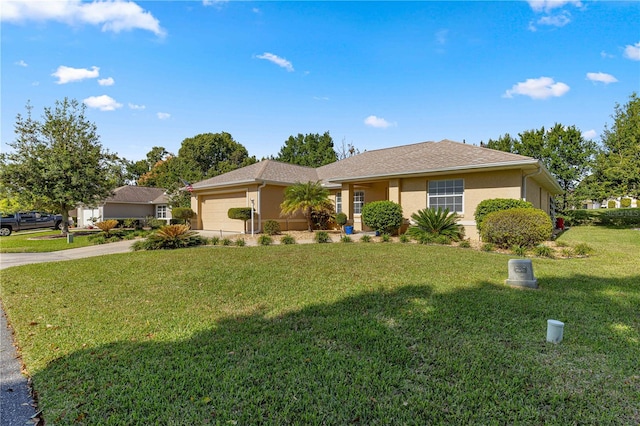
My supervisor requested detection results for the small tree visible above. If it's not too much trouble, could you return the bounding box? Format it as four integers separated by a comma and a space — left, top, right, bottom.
172, 207, 196, 227
280, 181, 330, 231
228, 207, 253, 233
361, 201, 403, 235
0, 99, 120, 234
335, 212, 348, 234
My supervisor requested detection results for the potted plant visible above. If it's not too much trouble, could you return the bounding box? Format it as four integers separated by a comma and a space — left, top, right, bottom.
335, 212, 348, 235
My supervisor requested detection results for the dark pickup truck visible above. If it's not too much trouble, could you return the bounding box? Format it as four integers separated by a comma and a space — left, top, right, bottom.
0, 211, 65, 236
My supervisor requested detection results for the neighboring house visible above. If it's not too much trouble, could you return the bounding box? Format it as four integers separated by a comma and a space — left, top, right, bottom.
189, 140, 563, 240
76, 186, 171, 227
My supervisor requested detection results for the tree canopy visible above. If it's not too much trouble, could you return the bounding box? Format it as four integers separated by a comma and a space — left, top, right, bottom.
588, 92, 640, 200
275, 132, 338, 167
485, 124, 597, 210
178, 132, 257, 179
0, 98, 121, 233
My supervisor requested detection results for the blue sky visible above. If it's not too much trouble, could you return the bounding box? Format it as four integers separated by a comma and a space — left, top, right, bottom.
2, 1, 639, 162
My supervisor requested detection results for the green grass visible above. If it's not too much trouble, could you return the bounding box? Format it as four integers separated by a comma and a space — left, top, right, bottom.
1, 226, 639, 424
0, 230, 96, 252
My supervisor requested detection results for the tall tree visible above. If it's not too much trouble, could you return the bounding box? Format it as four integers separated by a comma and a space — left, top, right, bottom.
591, 92, 640, 199
280, 181, 331, 231
178, 132, 256, 179
0, 98, 120, 233
275, 131, 338, 167
486, 124, 597, 210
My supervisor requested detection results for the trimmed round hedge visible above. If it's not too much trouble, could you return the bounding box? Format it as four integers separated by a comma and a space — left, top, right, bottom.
480, 207, 552, 248
361, 200, 403, 235
474, 198, 534, 231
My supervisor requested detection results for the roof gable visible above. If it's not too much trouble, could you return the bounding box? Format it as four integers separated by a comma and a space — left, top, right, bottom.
192, 160, 319, 189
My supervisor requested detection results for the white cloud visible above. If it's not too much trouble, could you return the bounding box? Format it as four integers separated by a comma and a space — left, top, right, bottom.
586, 72, 618, 84
83, 95, 122, 111
536, 12, 571, 28
527, 1, 582, 13
16, 59, 28, 67
503, 76, 570, 100
256, 52, 294, 72
1, 0, 165, 36
364, 115, 396, 129
157, 112, 171, 120
600, 50, 614, 59
98, 77, 115, 86
128, 103, 146, 110
52, 65, 99, 84
623, 42, 640, 61
202, 0, 228, 6
582, 129, 597, 140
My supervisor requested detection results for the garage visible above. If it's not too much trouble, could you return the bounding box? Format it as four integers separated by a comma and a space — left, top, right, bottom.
200, 192, 247, 232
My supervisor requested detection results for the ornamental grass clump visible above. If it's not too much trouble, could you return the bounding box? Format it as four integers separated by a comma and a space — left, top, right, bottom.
258, 235, 273, 246
280, 234, 296, 245
95, 219, 119, 237
481, 208, 552, 249
133, 225, 205, 250
407, 208, 464, 242
314, 231, 331, 243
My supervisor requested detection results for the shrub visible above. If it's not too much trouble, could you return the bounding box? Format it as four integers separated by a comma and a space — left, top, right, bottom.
561, 248, 575, 258
335, 212, 348, 231
458, 239, 471, 248
573, 243, 594, 256
280, 234, 296, 245
172, 207, 196, 225
361, 201, 404, 235
263, 220, 281, 235
310, 204, 335, 230
533, 244, 554, 258
562, 209, 598, 226
407, 208, 464, 241
607, 200, 616, 209
434, 235, 452, 245
481, 208, 552, 249
481, 242, 495, 252
95, 219, 119, 236
138, 225, 206, 250
399, 234, 410, 243
210, 236, 220, 246
380, 233, 391, 243
511, 245, 527, 257
599, 208, 640, 226
123, 218, 140, 229
415, 233, 436, 245
314, 231, 331, 243
360, 234, 372, 243
621, 198, 632, 208
340, 235, 353, 243
235, 238, 246, 247
257, 235, 272, 246
144, 217, 165, 229
221, 238, 232, 246
474, 198, 534, 232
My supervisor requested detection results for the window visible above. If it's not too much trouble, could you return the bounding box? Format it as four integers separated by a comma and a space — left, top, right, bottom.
428, 179, 463, 213
156, 205, 167, 219
335, 193, 342, 213
353, 191, 365, 214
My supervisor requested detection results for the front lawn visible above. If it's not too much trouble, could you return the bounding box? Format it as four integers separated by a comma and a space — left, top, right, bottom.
0, 230, 96, 252
1, 227, 638, 424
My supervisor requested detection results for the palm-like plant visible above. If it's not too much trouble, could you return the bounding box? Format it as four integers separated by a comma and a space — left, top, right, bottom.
407, 208, 464, 241
280, 181, 330, 231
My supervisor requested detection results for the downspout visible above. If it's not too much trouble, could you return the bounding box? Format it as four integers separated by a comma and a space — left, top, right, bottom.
521, 162, 543, 201
256, 180, 267, 233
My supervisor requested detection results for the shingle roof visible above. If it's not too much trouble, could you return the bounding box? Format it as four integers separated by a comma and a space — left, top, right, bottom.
191, 140, 560, 193
317, 139, 537, 181
106, 186, 168, 204
191, 160, 318, 189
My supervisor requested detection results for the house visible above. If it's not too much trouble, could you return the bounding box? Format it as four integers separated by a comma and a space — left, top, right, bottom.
189, 140, 562, 240
76, 186, 171, 227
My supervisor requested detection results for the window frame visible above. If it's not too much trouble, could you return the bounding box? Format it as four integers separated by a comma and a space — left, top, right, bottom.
353, 190, 365, 215
427, 179, 464, 214
335, 192, 342, 214
156, 205, 168, 219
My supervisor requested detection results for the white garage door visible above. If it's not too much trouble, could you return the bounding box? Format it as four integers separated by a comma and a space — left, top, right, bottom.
201, 192, 247, 232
